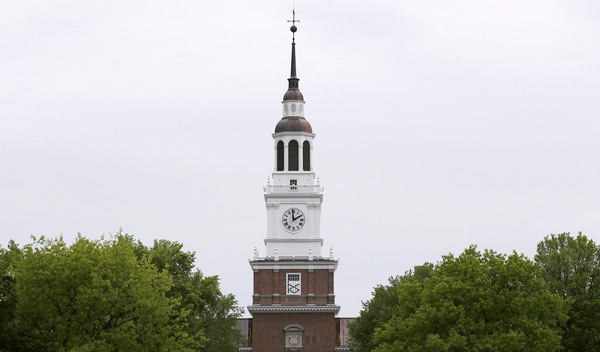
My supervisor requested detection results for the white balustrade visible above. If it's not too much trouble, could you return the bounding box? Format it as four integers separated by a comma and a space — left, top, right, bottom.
263, 184, 323, 194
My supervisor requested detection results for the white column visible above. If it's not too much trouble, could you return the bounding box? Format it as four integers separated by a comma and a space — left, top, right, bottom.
298, 138, 304, 172
283, 142, 288, 171
310, 143, 314, 171
274, 141, 278, 171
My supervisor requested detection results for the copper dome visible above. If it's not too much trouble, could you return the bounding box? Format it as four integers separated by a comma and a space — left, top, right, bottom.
275, 116, 313, 133
283, 88, 304, 101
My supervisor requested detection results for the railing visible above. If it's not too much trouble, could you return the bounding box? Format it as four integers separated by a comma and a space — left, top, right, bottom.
264, 184, 323, 194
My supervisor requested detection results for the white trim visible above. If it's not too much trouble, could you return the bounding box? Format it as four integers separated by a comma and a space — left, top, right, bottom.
264, 192, 323, 199
264, 238, 324, 244
247, 305, 340, 314
272, 131, 315, 138
249, 259, 338, 271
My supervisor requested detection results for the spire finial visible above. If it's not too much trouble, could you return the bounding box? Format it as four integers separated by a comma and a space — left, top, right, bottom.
286, 9, 299, 81
287, 8, 300, 42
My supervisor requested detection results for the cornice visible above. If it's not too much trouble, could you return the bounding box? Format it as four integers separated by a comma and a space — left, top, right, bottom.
272, 131, 316, 138
247, 305, 340, 315
264, 238, 324, 244
249, 258, 338, 271
264, 193, 323, 200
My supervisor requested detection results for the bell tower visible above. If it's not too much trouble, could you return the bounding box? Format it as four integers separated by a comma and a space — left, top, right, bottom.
246, 13, 341, 352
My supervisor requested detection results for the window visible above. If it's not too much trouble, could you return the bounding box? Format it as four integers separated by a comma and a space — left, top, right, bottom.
288, 140, 299, 171
287, 273, 301, 295
303, 141, 310, 171
277, 141, 284, 171
290, 179, 297, 191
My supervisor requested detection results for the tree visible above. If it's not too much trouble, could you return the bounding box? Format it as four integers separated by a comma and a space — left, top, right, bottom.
0, 241, 53, 352
348, 263, 433, 352
135, 239, 244, 352
1, 233, 244, 352
535, 232, 600, 351
7, 234, 200, 352
352, 247, 568, 352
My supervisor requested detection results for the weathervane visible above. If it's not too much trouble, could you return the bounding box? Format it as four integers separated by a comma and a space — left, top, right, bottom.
287, 9, 300, 41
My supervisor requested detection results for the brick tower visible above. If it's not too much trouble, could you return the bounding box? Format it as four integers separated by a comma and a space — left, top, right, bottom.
245, 13, 342, 352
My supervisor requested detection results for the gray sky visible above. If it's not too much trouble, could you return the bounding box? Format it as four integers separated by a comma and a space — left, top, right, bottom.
1, 0, 599, 317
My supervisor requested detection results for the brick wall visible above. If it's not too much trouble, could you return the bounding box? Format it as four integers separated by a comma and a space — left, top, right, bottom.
237, 317, 355, 350
253, 268, 335, 306
252, 312, 336, 352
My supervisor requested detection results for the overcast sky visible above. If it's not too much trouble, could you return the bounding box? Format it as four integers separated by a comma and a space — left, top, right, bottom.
2, 0, 599, 317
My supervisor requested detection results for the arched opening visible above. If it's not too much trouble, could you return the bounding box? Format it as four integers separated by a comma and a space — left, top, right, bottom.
276, 141, 284, 171
303, 141, 310, 171
288, 140, 299, 171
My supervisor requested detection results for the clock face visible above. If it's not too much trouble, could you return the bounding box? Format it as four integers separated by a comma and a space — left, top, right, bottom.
282, 208, 305, 233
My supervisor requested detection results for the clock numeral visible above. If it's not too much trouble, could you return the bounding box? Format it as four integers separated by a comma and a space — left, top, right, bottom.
282, 208, 305, 233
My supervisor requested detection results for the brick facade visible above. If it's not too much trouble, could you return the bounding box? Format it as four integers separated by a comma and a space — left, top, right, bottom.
253, 268, 335, 306
246, 259, 342, 351
237, 316, 354, 351
252, 312, 336, 352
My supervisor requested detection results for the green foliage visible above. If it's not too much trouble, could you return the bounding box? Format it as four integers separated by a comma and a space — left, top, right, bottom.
0, 232, 242, 352
0, 240, 51, 352
12, 234, 197, 351
535, 232, 600, 352
135, 239, 244, 352
348, 263, 433, 352
351, 246, 568, 352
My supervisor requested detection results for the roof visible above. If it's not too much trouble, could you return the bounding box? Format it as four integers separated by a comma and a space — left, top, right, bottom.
275, 116, 312, 133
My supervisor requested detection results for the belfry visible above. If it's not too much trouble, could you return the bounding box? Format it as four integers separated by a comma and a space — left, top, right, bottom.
238, 13, 351, 352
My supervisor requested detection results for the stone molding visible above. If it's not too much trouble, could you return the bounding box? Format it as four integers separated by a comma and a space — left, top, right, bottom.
249, 259, 338, 271
247, 305, 340, 315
